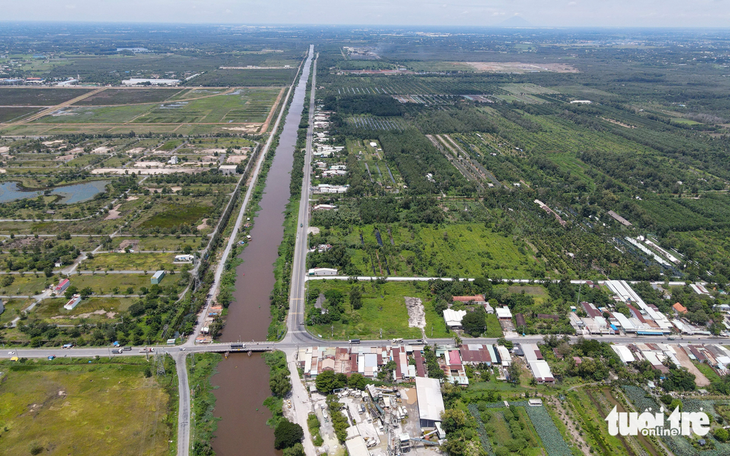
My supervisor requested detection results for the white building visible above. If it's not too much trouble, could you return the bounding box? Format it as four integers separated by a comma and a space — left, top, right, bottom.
64, 295, 82, 310
122, 78, 180, 86
496, 306, 513, 320
308, 268, 338, 276
219, 165, 238, 175
443, 309, 467, 329
611, 344, 636, 364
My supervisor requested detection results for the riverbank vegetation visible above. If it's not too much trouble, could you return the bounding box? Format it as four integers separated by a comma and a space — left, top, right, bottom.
188, 353, 222, 456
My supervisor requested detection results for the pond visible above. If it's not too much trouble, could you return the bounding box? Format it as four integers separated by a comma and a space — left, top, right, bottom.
0, 180, 110, 204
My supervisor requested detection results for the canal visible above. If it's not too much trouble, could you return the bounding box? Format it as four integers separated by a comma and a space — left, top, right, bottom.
209, 46, 314, 456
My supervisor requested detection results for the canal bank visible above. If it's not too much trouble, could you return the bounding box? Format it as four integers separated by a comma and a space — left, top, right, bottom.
209, 46, 314, 456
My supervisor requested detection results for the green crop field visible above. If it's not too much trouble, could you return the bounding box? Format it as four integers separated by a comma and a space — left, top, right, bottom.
0, 88, 92, 105
188, 68, 297, 87
0, 106, 39, 122
0, 358, 175, 456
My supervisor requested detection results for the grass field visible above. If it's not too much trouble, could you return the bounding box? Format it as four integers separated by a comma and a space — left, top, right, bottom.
0, 358, 175, 456
62, 274, 159, 294
0, 298, 30, 325
33, 296, 135, 321
139, 204, 211, 229
306, 281, 452, 340
0, 274, 53, 296
80, 252, 177, 271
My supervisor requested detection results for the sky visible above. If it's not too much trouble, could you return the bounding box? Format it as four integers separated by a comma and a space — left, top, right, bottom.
3, 0, 730, 27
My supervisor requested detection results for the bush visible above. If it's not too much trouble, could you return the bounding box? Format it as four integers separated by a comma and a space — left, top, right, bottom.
274, 419, 303, 450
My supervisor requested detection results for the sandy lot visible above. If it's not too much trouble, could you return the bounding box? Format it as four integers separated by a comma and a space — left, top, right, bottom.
226, 155, 248, 164
405, 297, 426, 329
462, 61, 579, 73
92, 146, 112, 154
197, 218, 209, 231
104, 204, 122, 220
125, 147, 146, 155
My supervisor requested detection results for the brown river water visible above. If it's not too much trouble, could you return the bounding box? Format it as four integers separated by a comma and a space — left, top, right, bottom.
210, 48, 313, 456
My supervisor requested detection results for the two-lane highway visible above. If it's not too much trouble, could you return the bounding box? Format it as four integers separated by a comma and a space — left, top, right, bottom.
286, 46, 318, 346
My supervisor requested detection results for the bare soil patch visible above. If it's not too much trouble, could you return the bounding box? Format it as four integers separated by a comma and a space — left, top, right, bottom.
104, 205, 122, 220
462, 62, 579, 73
405, 297, 426, 329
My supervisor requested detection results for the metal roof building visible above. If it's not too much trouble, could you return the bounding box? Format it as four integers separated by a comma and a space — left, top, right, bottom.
611, 344, 636, 364
415, 377, 445, 428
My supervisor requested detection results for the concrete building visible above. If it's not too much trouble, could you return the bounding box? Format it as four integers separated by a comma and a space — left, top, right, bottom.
415, 377, 445, 428
307, 267, 338, 276
219, 165, 238, 175
151, 270, 166, 284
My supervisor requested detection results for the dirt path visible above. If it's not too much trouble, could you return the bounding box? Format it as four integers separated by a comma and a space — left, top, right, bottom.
674, 346, 710, 387
260, 87, 286, 134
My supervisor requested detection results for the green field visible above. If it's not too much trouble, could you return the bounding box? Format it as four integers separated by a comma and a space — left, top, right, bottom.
80, 253, 177, 271
139, 204, 211, 229
0, 274, 53, 296
306, 281, 453, 340
0, 358, 176, 456
60, 274, 159, 294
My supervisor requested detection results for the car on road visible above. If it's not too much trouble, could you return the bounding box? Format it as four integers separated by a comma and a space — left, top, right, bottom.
123, 346, 132, 351
113, 348, 124, 354
180, 347, 186, 351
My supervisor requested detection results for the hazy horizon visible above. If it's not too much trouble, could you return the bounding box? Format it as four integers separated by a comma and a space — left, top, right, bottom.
3, 1, 730, 28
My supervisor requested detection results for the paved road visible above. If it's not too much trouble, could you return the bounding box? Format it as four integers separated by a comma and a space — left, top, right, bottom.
286, 46, 317, 347
174, 352, 191, 456
1, 334, 725, 362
